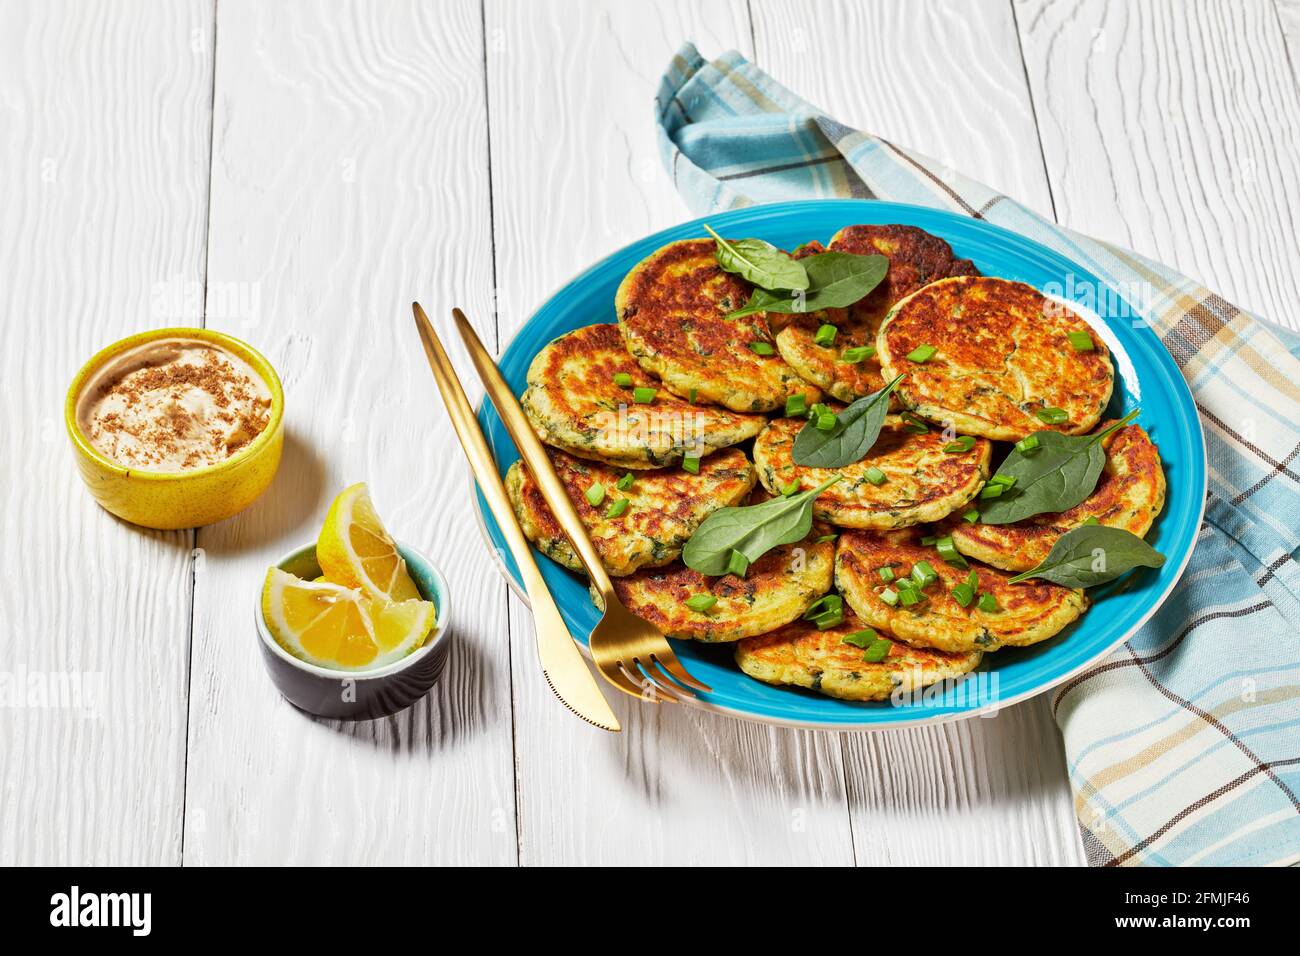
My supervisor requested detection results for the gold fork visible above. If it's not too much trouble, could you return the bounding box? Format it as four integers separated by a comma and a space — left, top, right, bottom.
450, 308, 712, 704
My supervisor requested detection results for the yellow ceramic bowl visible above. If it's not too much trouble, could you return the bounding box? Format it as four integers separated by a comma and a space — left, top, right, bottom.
65, 328, 285, 530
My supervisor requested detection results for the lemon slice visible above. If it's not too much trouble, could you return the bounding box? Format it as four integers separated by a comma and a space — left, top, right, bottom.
261, 568, 435, 671
316, 483, 421, 601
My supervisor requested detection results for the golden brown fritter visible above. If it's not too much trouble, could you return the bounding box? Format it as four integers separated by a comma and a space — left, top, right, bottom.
877, 276, 1115, 440
735, 609, 982, 702
777, 225, 979, 402
946, 421, 1166, 572
505, 446, 756, 577
752, 415, 991, 528
521, 323, 765, 469
615, 239, 818, 413
835, 529, 1087, 653
609, 521, 836, 643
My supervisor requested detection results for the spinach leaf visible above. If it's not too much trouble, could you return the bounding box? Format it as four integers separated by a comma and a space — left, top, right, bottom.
726, 251, 889, 319
704, 224, 809, 292
682, 475, 842, 576
978, 409, 1140, 525
791, 374, 905, 468
1008, 525, 1165, 587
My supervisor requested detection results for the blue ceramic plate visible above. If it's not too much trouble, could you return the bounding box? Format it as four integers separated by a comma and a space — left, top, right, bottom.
473, 200, 1206, 730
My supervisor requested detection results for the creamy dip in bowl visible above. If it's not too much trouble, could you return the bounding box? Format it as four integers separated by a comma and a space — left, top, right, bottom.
76, 338, 273, 472
66, 328, 284, 529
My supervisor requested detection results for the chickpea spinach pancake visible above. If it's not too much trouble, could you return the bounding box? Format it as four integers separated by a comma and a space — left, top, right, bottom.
776, 225, 978, 403
504, 219, 1169, 707
506, 446, 755, 577
878, 276, 1115, 440
521, 323, 764, 468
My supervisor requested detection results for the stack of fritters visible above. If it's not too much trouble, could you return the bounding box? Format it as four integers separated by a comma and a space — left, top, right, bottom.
508, 224, 1165, 703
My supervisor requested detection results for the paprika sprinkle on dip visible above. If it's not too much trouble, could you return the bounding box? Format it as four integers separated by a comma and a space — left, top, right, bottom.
75, 337, 272, 472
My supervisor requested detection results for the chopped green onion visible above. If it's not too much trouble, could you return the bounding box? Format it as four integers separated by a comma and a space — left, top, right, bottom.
921, 535, 937, 546
813, 324, 838, 347
951, 582, 976, 607
911, 560, 938, 588
803, 594, 843, 620
990, 474, 1017, 490
980, 483, 1006, 499
901, 413, 929, 434
748, 341, 775, 356
878, 566, 895, 583
726, 550, 749, 578
584, 483, 605, 506
864, 466, 886, 485
688, 387, 698, 403
962, 509, 980, 524
880, 587, 900, 607
899, 586, 920, 607
978, 593, 1000, 613
1036, 407, 1069, 425
1015, 434, 1041, 454
936, 535, 968, 568
839, 345, 876, 363
785, 393, 807, 418
943, 435, 977, 453
907, 344, 937, 363
1082, 516, 1100, 526
815, 533, 838, 544
616, 472, 635, 491
780, 480, 800, 497
1067, 330, 1095, 352
613, 372, 634, 388
863, 638, 893, 663
816, 411, 838, 432
632, 386, 657, 404
966, 570, 979, 589
682, 455, 701, 475
605, 498, 629, 519
841, 628, 878, 649
685, 593, 717, 614
812, 608, 843, 629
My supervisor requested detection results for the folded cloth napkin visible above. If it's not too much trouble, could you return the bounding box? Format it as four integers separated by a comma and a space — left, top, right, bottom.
657, 43, 1300, 866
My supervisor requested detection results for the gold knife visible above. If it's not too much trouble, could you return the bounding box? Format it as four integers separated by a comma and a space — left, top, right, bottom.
412, 302, 620, 732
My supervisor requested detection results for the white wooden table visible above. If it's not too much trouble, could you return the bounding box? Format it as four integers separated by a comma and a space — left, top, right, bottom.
5, 0, 1299, 866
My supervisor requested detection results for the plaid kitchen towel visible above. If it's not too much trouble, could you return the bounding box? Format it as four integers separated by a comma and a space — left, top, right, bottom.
657, 44, 1300, 866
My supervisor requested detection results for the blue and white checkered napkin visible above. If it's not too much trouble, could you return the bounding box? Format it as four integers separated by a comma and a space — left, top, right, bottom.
656, 43, 1300, 866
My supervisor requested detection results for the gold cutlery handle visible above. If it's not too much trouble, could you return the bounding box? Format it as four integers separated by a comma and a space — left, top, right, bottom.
451, 310, 617, 603
412, 304, 619, 732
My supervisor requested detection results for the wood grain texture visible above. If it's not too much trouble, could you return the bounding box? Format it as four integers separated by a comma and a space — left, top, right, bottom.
753, 0, 1085, 866
0, 0, 213, 865
181, 0, 516, 865
1017, 0, 1300, 330
486, 0, 858, 866
752, 0, 1057, 219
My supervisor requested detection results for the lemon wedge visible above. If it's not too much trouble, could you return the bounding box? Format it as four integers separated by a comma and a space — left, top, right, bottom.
316, 482, 421, 601
261, 568, 435, 671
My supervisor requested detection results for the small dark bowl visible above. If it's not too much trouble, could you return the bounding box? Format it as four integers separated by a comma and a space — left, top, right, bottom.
255, 541, 451, 720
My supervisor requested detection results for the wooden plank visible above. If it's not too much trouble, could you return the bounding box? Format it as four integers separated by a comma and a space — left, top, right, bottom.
0, 0, 212, 866
485, 0, 859, 866
752, 0, 1085, 865
1017, 0, 1300, 330
181, 0, 515, 865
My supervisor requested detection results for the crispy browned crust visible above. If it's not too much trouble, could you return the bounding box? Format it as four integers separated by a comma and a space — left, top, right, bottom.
835, 530, 1087, 652
735, 609, 982, 702
877, 276, 1115, 440
946, 422, 1166, 572
505, 446, 756, 576
615, 239, 818, 412
776, 225, 979, 402
752, 415, 991, 528
521, 323, 765, 468
610, 522, 836, 643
